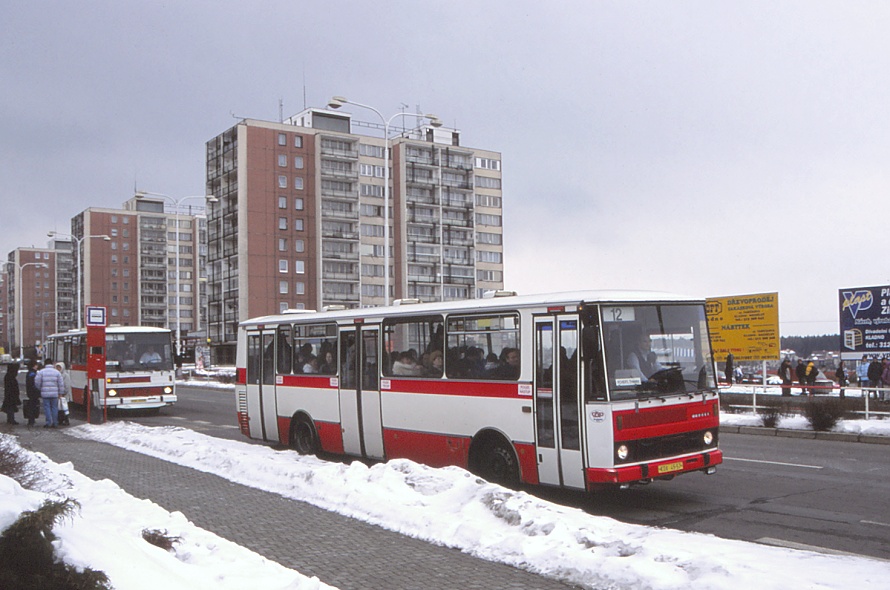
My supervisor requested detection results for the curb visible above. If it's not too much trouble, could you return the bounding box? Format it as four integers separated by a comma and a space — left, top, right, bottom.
722, 424, 890, 445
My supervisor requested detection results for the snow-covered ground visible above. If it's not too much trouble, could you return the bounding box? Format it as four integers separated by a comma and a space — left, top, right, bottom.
2, 423, 888, 590
720, 411, 890, 436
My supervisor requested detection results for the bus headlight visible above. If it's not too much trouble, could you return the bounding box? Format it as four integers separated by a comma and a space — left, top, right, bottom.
107, 389, 118, 397
616, 445, 629, 461
703, 431, 714, 445
163, 386, 172, 394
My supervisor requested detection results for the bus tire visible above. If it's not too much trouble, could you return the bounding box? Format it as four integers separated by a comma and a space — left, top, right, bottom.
289, 414, 319, 456
471, 432, 520, 488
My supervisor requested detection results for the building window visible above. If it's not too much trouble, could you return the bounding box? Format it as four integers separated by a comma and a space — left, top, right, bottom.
475, 176, 501, 189
111, 228, 118, 237
294, 156, 304, 169
278, 238, 287, 251
294, 197, 304, 211
477, 250, 503, 264
294, 177, 304, 190
294, 219, 304, 231
294, 135, 303, 148
278, 154, 287, 167
475, 194, 502, 208
278, 175, 287, 189
295, 239, 305, 253
477, 232, 502, 245
475, 157, 501, 171
477, 269, 503, 282
475, 213, 502, 227
359, 144, 385, 158
360, 183, 383, 198
278, 196, 287, 209
279, 217, 288, 230
295, 260, 305, 274
279, 281, 288, 294
278, 133, 287, 146
361, 224, 385, 237
296, 281, 305, 295
279, 260, 288, 273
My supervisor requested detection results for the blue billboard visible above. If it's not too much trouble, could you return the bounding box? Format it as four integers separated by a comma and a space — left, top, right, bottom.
839, 285, 890, 359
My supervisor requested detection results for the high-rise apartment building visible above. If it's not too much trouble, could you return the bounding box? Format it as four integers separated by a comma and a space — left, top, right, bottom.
205, 107, 504, 363
4, 247, 58, 356
72, 196, 207, 346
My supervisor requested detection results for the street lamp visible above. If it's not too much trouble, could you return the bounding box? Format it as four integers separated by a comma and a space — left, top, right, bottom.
47, 231, 111, 329
327, 96, 443, 306
135, 191, 218, 357
17, 261, 48, 361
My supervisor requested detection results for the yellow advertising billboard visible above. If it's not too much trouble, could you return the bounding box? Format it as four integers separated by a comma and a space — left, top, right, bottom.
706, 292, 780, 362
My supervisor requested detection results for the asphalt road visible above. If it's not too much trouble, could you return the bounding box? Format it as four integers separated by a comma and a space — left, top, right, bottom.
90, 384, 890, 561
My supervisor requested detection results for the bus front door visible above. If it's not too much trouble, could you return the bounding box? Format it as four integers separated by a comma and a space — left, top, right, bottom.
534, 316, 585, 489
338, 327, 384, 460
246, 331, 279, 441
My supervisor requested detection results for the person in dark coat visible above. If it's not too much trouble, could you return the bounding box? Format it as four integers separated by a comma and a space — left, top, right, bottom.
723, 353, 734, 385
778, 358, 793, 397
23, 360, 41, 427
2, 363, 21, 424
835, 362, 847, 399
867, 357, 883, 400
795, 359, 806, 394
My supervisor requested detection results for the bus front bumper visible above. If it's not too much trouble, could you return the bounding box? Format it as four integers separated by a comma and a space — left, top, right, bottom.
586, 449, 723, 487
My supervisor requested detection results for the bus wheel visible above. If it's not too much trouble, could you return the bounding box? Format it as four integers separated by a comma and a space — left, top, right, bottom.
473, 434, 519, 488
289, 415, 319, 455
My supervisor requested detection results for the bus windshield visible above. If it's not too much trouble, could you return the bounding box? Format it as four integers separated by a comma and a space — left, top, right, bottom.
601, 304, 716, 400
106, 332, 174, 372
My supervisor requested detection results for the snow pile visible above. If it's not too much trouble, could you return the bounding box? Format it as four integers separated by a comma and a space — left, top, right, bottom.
61, 422, 890, 590
720, 412, 890, 436
0, 435, 332, 590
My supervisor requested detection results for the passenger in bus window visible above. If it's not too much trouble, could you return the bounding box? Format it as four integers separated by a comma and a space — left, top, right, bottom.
424, 350, 443, 377
319, 350, 336, 375
303, 356, 319, 374
392, 351, 422, 376
492, 347, 520, 380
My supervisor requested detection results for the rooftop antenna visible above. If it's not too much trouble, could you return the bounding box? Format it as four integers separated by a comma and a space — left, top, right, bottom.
302, 71, 307, 110
279, 98, 283, 123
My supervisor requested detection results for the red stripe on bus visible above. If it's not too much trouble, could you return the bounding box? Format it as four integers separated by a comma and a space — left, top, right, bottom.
316, 421, 344, 454
278, 374, 338, 389
108, 376, 152, 384
237, 368, 246, 384
384, 378, 526, 398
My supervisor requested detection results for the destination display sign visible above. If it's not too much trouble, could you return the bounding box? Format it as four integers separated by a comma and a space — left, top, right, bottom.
706, 292, 780, 362
839, 285, 890, 360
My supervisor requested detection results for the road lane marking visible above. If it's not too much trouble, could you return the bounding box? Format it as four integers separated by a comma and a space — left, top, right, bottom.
862, 519, 890, 528
724, 457, 823, 469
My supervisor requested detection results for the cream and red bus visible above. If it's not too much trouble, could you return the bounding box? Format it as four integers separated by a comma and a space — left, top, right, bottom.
236, 291, 722, 490
45, 326, 177, 411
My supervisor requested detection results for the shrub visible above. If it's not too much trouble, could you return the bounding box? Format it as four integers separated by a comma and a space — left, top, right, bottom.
803, 399, 846, 432
0, 435, 44, 490
0, 499, 111, 590
143, 528, 181, 552
758, 398, 788, 428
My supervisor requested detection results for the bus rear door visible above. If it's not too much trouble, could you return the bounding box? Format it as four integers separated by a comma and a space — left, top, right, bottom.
338, 326, 384, 460
246, 330, 279, 441
534, 315, 585, 489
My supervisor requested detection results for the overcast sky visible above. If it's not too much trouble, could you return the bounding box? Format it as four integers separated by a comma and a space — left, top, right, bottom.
3, 1, 888, 337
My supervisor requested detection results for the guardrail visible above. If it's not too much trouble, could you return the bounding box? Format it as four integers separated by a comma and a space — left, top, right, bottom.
721, 383, 890, 420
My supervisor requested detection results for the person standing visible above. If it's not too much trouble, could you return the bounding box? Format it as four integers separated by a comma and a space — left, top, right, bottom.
2, 363, 21, 424
724, 353, 734, 385
55, 361, 72, 425
24, 360, 41, 427
867, 356, 883, 400
834, 362, 847, 399
881, 358, 890, 403
778, 358, 793, 397
35, 358, 63, 429
805, 360, 818, 396
795, 359, 806, 395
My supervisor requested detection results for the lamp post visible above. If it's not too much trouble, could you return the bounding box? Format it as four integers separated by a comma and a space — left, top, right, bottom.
135, 191, 218, 357
17, 261, 48, 361
47, 231, 111, 329
327, 96, 442, 306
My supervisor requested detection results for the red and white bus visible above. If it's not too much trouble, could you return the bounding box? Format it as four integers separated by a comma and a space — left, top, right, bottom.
45, 326, 177, 411
236, 291, 722, 490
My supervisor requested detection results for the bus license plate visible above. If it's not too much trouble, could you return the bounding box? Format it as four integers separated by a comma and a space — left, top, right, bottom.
657, 461, 684, 475
127, 398, 146, 404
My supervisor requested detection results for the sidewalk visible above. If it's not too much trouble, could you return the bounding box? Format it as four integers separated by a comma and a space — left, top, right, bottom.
10, 424, 578, 590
